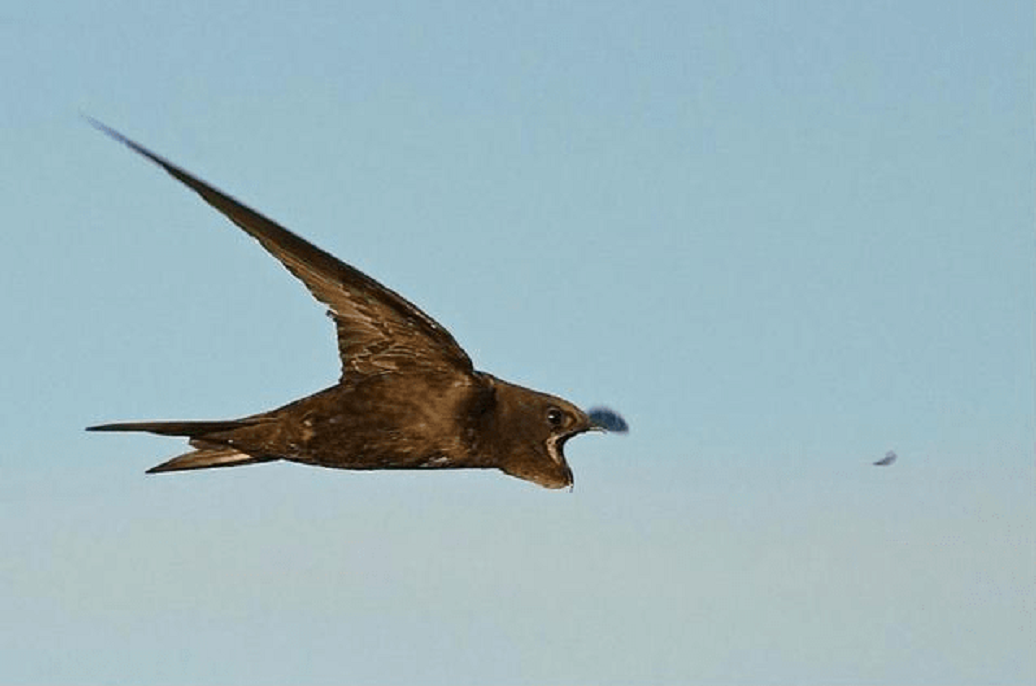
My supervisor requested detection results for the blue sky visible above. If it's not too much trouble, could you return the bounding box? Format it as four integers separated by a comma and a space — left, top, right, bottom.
1, 1, 1033, 683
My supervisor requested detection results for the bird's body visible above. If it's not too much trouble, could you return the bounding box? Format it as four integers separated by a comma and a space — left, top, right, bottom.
86, 120, 625, 489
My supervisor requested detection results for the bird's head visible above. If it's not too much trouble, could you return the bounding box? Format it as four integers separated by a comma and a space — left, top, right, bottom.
479, 375, 626, 489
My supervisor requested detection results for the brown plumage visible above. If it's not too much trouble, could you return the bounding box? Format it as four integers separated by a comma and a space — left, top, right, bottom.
85, 119, 626, 489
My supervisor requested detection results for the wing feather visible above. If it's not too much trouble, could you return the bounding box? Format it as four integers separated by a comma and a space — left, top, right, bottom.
87, 118, 473, 379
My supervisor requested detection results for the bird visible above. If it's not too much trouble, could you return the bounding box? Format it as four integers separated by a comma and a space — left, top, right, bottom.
873, 450, 897, 466
85, 119, 627, 490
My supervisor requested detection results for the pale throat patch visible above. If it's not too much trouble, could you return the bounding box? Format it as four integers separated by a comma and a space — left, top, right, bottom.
545, 434, 565, 464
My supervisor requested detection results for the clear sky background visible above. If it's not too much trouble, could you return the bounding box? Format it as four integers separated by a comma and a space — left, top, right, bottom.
1, 1, 1033, 684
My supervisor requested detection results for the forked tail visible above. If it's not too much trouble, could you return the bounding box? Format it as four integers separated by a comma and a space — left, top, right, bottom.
87, 418, 278, 473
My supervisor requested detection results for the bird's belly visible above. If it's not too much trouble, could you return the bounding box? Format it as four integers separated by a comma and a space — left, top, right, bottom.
292, 420, 473, 471
274, 375, 483, 471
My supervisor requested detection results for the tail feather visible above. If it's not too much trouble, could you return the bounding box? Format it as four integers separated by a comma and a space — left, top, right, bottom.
87, 419, 256, 437
146, 447, 276, 474
88, 417, 279, 474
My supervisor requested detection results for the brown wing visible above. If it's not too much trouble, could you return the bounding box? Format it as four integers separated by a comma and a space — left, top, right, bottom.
88, 118, 474, 379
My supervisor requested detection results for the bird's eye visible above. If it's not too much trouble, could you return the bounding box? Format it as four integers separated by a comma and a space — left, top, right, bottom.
546, 408, 564, 427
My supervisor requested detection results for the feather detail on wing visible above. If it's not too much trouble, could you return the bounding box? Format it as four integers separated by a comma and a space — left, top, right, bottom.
86, 118, 473, 379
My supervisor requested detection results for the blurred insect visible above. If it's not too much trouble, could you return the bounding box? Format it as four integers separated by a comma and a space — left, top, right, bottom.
873, 450, 897, 466
587, 407, 629, 433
